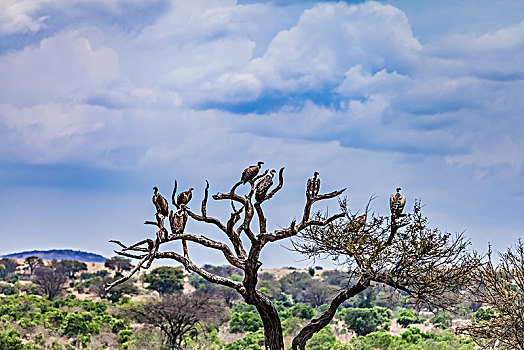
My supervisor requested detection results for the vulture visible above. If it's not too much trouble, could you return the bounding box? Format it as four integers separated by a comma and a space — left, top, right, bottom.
390, 187, 406, 219
307, 171, 321, 198
241, 161, 264, 184
169, 209, 188, 234
344, 214, 366, 233
177, 187, 194, 206
255, 169, 276, 202
152, 186, 169, 217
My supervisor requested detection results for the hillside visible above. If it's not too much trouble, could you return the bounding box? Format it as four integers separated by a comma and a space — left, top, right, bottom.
1, 249, 107, 263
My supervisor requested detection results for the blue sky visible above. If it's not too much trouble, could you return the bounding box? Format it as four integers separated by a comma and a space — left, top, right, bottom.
1, 0, 523, 268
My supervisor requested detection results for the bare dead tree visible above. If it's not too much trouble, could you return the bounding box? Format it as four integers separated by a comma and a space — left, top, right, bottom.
107, 166, 345, 349
290, 199, 482, 350
33, 266, 68, 299
460, 240, 524, 349
130, 294, 226, 350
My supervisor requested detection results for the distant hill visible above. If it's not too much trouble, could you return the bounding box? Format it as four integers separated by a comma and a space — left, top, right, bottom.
2, 249, 108, 263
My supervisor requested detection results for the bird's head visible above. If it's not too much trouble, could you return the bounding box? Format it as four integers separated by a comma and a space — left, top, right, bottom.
270, 169, 276, 175
153, 186, 159, 193
396, 187, 401, 193
314, 171, 319, 176
189, 187, 194, 192
258, 161, 264, 166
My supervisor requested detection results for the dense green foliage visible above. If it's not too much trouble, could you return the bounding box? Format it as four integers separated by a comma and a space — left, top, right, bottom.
396, 309, 425, 328
430, 311, 454, 329
343, 306, 392, 336
140, 266, 184, 295
334, 328, 477, 350
0, 261, 480, 349
230, 302, 263, 333
0, 294, 129, 348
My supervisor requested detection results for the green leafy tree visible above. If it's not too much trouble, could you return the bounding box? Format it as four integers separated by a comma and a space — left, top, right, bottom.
53, 260, 87, 279
308, 267, 315, 277
0, 258, 18, 280
280, 272, 314, 304
141, 266, 184, 295
89, 276, 138, 302
344, 306, 391, 336
230, 302, 263, 333
60, 312, 99, 337
24, 256, 43, 276
225, 330, 264, 350
430, 311, 453, 329
306, 326, 336, 350
396, 309, 424, 328
473, 307, 496, 322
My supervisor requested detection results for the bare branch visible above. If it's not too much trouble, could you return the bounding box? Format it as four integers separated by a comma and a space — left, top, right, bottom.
302, 188, 346, 224
157, 251, 244, 292
105, 254, 148, 291
201, 180, 209, 217
171, 179, 178, 209
165, 232, 245, 269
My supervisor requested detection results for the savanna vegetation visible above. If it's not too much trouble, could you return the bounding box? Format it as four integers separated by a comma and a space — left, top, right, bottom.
1, 165, 522, 349
0, 255, 484, 349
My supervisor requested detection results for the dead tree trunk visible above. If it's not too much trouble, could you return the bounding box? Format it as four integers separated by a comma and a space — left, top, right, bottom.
244, 290, 284, 349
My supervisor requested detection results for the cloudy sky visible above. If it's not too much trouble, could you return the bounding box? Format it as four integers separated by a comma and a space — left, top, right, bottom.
1, 0, 523, 268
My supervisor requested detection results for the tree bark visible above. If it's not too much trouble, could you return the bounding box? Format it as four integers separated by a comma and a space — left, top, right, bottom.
245, 290, 285, 350
292, 278, 370, 350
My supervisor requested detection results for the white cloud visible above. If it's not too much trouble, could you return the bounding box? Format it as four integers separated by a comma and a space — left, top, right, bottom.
0, 102, 122, 163
0, 31, 119, 106
447, 137, 524, 177
337, 65, 411, 97
0, 0, 49, 34
247, 1, 421, 92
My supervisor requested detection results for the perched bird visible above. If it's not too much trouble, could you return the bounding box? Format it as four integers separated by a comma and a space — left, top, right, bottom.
344, 214, 366, 233
307, 171, 321, 198
255, 169, 276, 202
177, 187, 194, 206
153, 186, 169, 217
169, 209, 188, 234
241, 161, 264, 184
390, 187, 406, 219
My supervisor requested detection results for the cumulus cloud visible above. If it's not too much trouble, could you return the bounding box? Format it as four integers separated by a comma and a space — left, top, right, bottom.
0, 0, 523, 176
0, 102, 122, 163
0, 0, 49, 34
246, 2, 421, 93
0, 31, 119, 106
1, 0, 524, 265
447, 137, 524, 177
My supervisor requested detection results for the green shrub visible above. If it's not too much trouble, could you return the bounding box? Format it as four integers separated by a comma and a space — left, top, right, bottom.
225, 330, 264, 350
396, 309, 424, 327
230, 304, 263, 333
344, 306, 391, 336
306, 326, 336, 350
118, 329, 133, 344
473, 307, 496, 322
430, 311, 453, 329
0, 329, 24, 350
140, 267, 184, 295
